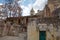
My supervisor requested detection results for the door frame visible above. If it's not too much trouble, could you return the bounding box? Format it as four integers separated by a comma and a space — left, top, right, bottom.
39, 31, 46, 40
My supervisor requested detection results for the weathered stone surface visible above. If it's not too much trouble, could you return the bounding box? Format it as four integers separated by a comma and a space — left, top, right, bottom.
0, 32, 27, 40
27, 20, 39, 40
0, 21, 5, 37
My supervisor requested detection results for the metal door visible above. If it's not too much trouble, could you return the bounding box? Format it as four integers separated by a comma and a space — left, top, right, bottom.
39, 31, 46, 40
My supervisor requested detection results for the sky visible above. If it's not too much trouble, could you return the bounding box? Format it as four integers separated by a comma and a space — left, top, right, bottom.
19, 0, 48, 16
0, 0, 48, 16
0, 0, 13, 5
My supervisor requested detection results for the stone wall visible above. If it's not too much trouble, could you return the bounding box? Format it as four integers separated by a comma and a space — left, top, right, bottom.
27, 18, 39, 40
27, 18, 60, 40
0, 21, 21, 37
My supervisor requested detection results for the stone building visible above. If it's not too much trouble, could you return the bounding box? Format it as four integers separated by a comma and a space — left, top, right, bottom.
27, 0, 60, 40
0, 0, 60, 40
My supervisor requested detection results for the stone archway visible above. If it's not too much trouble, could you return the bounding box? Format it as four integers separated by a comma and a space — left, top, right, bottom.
52, 7, 60, 17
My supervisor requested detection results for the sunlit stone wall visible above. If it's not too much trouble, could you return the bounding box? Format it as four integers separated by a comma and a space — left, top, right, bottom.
27, 18, 60, 40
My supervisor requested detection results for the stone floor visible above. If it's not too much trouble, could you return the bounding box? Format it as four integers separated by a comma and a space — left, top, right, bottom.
0, 32, 27, 40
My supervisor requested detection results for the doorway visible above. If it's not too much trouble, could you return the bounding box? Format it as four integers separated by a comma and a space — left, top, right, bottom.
39, 31, 46, 40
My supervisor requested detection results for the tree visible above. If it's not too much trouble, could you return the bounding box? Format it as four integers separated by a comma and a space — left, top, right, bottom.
4, 0, 22, 17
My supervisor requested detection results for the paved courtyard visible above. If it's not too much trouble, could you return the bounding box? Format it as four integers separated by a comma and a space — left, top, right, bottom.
0, 32, 27, 40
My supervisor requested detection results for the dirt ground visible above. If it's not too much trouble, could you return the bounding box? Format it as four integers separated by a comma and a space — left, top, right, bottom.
0, 32, 27, 40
